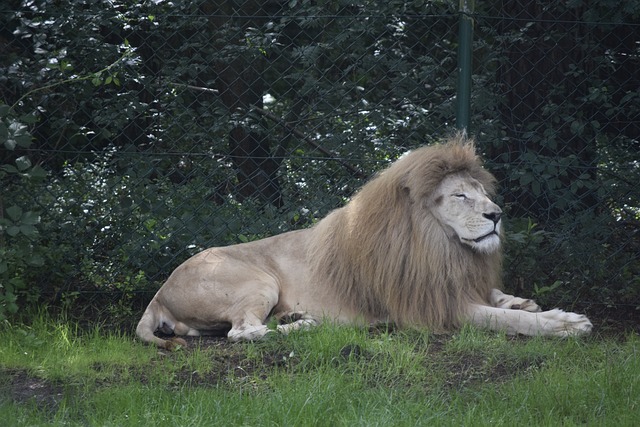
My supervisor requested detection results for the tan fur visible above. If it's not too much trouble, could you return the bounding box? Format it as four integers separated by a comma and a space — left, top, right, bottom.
309, 135, 500, 330
136, 134, 592, 348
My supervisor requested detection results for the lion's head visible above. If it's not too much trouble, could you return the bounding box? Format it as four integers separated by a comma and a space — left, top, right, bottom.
310, 134, 502, 330
429, 172, 502, 254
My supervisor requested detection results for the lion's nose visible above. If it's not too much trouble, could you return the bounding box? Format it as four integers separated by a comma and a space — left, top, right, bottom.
483, 211, 502, 224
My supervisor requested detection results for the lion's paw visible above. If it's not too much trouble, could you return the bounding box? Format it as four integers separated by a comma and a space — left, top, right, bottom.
508, 297, 541, 313
490, 289, 541, 312
542, 309, 593, 337
228, 324, 271, 342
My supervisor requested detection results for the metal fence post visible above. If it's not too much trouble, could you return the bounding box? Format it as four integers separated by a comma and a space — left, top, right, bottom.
456, 0, 474, 132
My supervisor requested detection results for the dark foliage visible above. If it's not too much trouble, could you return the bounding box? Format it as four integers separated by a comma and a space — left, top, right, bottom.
0, 0, 638, 322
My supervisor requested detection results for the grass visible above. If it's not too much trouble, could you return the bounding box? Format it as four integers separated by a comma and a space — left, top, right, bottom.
0, 314, 638, 426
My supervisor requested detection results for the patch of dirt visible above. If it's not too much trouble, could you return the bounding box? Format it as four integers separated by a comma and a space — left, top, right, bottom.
165, 335, 296, 387
2, 369, 69, 414
438, 346, 547, 391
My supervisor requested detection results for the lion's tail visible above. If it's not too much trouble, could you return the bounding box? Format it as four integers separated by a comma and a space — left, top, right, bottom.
135, 299, 186, 350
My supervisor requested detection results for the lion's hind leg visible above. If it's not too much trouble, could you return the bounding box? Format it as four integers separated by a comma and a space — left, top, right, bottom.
226, 284, 280, 342
275, 311, 318, 335
227, 311, 319, 342
173, 321, 203, 337
136, 299, 189, 350
490, 289, 541, 312
227, 307, 274, 342
228, 322, 271, 342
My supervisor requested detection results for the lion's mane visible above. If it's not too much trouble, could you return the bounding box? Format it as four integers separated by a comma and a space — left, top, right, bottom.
309, 135, 502, 330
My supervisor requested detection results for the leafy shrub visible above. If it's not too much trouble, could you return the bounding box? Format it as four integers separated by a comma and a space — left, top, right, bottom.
0, 104, 47, 320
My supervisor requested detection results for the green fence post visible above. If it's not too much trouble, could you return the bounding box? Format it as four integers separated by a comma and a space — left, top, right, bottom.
456, 0, 474, 132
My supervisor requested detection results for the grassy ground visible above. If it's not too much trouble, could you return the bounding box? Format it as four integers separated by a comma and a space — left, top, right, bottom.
1, 314, 638, 426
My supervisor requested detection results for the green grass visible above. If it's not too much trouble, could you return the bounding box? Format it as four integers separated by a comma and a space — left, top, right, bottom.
1, 315, 638, 426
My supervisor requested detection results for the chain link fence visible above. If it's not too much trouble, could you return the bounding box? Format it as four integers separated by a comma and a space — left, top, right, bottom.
1, 1, 638, 323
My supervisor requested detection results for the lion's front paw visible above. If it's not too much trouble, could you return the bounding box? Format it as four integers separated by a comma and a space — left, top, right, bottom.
509, 297, 542, 312
490, 289, 541, 312
543, 309, 593, 337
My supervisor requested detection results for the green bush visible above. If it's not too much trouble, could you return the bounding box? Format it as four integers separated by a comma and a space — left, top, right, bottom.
0, 104, 47, 320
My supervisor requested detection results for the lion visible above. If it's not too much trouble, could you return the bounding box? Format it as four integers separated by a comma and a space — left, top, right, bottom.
136, 134, 592, 349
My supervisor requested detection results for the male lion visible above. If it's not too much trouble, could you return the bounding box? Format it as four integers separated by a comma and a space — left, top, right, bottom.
136, 135, 592, 348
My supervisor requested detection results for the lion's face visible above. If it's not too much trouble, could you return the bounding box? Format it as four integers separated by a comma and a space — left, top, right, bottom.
431, 173, 502, 253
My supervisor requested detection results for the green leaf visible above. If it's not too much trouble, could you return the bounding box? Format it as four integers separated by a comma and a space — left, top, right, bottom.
27, 254, 45, 267
7, 225, 20, 236
6, 205, 23, 221
1, 164, 19, 174
9, 121, 28, 135
19, 224, 37, 236
0, 104, 9, 118
531, 180, 541, 196
15, 134, 32, 148
21, 211, 41, 225
519, 173, 533, 186
19, 114, 38, 124
60, 61, 73, 72
15, 156, 32, 172
570, 119, 584, 136
26, 165, 47, 180
4, 290, 18, 303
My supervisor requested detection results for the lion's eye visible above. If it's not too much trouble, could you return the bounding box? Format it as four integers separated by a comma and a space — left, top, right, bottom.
454, 194, 467, 199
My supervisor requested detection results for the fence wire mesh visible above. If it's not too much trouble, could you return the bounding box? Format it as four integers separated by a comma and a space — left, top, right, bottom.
1, 1, 638, 322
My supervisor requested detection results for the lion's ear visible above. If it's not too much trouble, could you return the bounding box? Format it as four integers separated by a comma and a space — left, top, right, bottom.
398, 174, 412, 200
402, 185, 411, 200
399, 182, 420, 207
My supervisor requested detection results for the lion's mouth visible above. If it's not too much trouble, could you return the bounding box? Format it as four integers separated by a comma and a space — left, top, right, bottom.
464, 231, 499, 243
